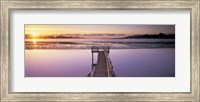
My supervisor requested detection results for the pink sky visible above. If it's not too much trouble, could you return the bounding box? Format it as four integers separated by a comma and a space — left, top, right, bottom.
25, 24, 175, 36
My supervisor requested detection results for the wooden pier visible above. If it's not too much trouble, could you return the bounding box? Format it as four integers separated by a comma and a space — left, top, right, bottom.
87, 46, 116, 77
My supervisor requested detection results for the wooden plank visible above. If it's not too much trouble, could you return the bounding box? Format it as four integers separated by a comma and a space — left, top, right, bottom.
90, 47, 116, 77
93, 51, 108, 77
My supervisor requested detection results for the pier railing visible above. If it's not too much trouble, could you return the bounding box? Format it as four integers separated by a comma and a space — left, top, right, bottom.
91, 46, 110, 53
103, 49, 116, 77
88, 46, 116, 77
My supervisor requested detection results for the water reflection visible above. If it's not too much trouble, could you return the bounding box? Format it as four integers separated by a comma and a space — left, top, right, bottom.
32, 39, 37, 50
33, 39, 36, 44
110, 49, 175, 77
25, 49, 175, 77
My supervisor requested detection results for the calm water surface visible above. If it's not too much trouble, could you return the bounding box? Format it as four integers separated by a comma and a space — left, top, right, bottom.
25, 49, 175, 77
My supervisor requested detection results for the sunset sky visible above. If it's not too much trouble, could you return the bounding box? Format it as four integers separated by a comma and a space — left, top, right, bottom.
25, 24, 175, 36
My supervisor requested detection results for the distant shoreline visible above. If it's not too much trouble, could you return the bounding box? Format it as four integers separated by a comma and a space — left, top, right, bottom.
122, 33, 175, 39
25, 33, 175, 39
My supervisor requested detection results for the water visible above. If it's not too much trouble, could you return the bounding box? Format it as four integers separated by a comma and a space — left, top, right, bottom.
25, 38, 175, 77
25, 50, 91, 77
25, 38, 175, 49
110, 49, 175, 77
25, 48, 175, 77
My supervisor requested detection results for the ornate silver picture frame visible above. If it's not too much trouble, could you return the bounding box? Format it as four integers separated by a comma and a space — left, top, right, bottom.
1, 0, 199, 101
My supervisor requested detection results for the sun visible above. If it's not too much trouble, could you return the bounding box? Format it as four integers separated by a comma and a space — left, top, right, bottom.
31, 32, 38, 37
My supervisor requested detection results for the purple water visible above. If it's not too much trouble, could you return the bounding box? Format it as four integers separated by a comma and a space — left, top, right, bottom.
25, 49, 175, 77
110, 49, 175, 77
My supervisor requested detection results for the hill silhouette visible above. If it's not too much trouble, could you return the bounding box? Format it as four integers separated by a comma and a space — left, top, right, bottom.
123, 33, 175, 39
